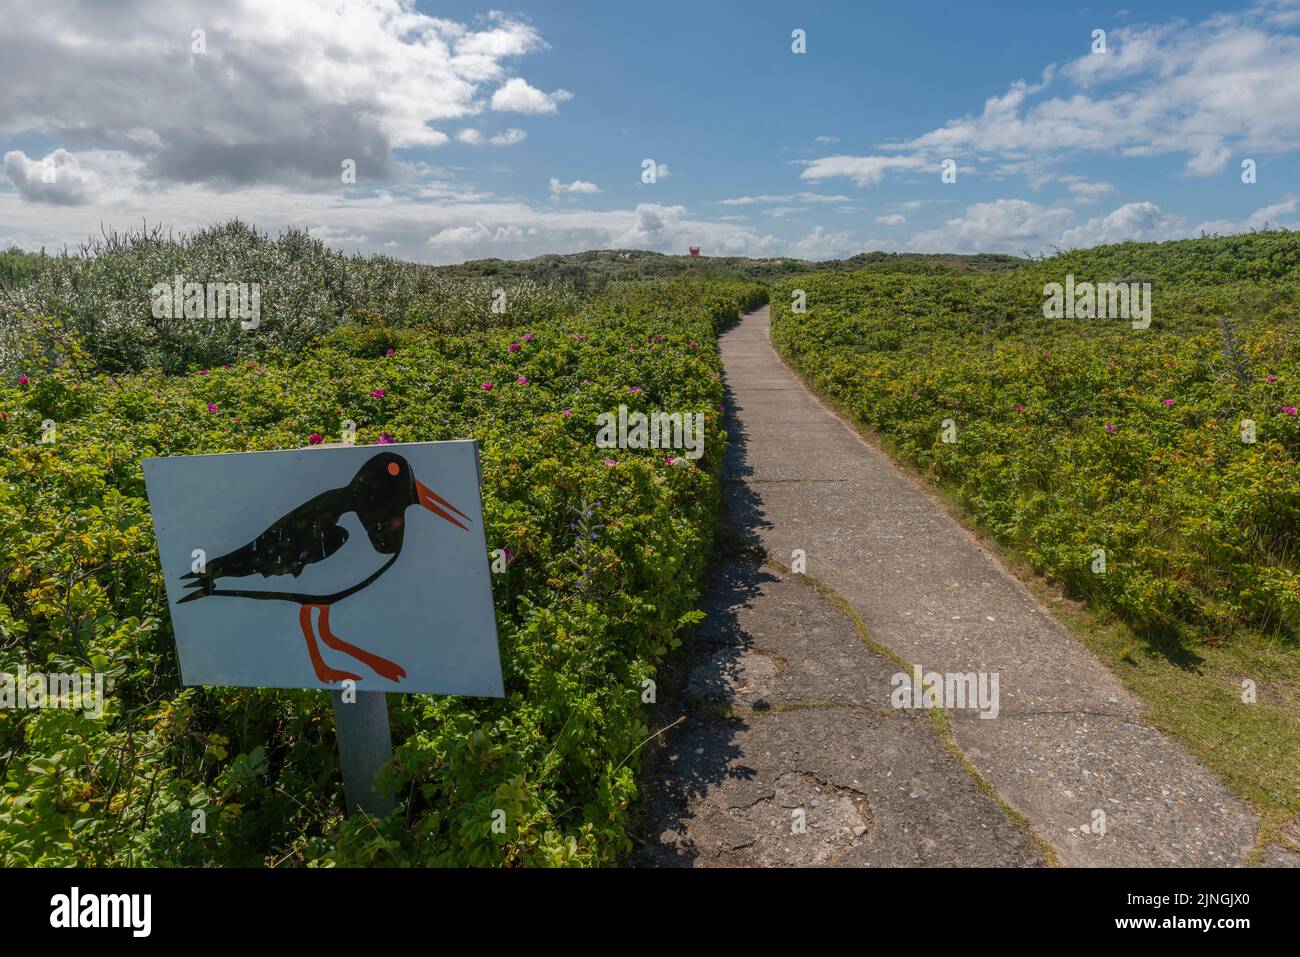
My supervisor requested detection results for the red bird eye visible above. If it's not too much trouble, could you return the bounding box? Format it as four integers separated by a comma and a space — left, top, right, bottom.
387, 463, 400, 476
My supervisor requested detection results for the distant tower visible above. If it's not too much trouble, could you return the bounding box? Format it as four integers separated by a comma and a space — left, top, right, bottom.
688, 246, 701, 257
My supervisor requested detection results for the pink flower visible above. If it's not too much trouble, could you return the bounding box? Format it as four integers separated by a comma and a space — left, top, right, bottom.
370, 389, 385, 398
376, 432, 395, 444
1042, 351, 1049, 358
386, 348, 395, 357
1104, 423, 1117, 433
665, 455, 676, 465
603, 458, 618, 467
502, 546, 515, 564
523, 333, 535, 343
200, 369, 209, 375
206, 402, 218, 414
517, 375, 528, 385
308, 433, 324, 445
508, 342, 521, 353
1013, 404, 1023, 412
1284, 407, 1298, 415
689, 341, 699, 349
1161, 398, 1175, 407
574, 333, 586, 342
627, 346, 635, 353
481, 382, 494, 391
627, 386, 643, 395
912, 392, 920, 399
17, 376, 29, 386
562, 409, 572, 418
581, 379, 590, 385
1266, 374, 1278, 383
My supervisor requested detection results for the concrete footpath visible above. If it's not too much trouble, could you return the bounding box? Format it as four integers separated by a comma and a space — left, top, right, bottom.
638, 305, 1263, 867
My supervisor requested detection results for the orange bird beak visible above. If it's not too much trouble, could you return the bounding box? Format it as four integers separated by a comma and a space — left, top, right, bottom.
414, 480, 471, 530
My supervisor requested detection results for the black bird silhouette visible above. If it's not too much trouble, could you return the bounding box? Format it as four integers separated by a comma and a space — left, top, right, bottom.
177, 451, 470, 684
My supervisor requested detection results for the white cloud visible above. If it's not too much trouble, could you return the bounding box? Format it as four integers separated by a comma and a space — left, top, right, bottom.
0, 2, 558, 186
889, 9, 1300, 180
904, 196, 1299, 254
799, 154, 929, 187
874, 213, 906, 226
910, 199, 1073, 253
1067, 180, 1117, 202
1193, 197, 1299, 235
457, 127, 527, 146
548, 178, 601, 199
3, 148, 101, 205
788, 225, 862, 260
1060, 202, 1184, 247
718, 192, 851, 206
490, 77, 573, 114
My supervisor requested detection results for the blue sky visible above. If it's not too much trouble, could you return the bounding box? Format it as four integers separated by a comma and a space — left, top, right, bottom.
2, 0, 1298, 261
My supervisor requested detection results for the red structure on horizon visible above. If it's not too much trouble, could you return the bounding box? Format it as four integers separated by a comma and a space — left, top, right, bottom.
688, 246, 701, 257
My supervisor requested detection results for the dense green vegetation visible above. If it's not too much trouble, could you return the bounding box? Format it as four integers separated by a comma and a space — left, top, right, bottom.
0, 243, 765, 863
771, 230, 1300, 830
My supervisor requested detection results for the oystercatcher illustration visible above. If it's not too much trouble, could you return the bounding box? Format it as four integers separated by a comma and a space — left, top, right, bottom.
176, 451, 470, 685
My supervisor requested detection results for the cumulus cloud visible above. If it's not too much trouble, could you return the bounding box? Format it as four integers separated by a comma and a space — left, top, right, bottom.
910, 199, 1073, 253
874, 213, 906, 226
1059, 202, 1184, 248
904, 196, 1299, 255
3, 148, 100, 204
1193, 197, 1299, 235
0, 1, 558, 186
490, 78, 573, 114
788, 225, 863, 260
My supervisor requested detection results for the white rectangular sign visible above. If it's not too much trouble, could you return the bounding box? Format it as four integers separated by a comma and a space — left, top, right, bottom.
143, 441, 503, 696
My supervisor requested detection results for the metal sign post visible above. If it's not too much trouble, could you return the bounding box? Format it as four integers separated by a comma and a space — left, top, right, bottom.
331, 688, 396, 817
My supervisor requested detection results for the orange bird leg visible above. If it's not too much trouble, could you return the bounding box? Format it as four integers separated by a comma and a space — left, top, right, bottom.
299, 605, 361, 684
316, 605, 407, 683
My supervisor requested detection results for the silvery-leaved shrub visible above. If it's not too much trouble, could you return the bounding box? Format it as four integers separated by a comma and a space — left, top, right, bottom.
2, 220, 581, 375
